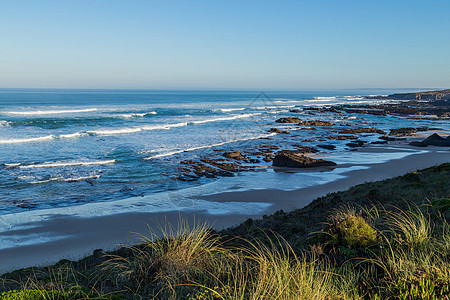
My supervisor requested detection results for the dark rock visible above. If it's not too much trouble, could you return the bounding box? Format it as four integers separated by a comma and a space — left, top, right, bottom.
339, 127, 386, 135
303, 107, 322, 111
275, 117, 303, 123
269, 128, 290, 134
298, 120, 333, 126
272, 153, 336, 168
248, 158, 261, 163
323, 107, 341, 113
409, 133, 450, 147
371, 141, 388, 144
317, 144, 336, 150
346, 141, 367, 148
289, 109, 302, 113
379, 136, 406, 141
223, 151, 247, 160
327, 135, 359, 140
390, 127, 443, 136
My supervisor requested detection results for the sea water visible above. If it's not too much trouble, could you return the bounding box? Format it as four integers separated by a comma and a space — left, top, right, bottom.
1, 89, 448, 219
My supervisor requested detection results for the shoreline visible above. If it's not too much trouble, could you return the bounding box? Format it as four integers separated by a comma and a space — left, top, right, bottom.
0, 142, 448, 274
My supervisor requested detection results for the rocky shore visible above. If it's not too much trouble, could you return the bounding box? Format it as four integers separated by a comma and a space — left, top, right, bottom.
171, 90, 449, 181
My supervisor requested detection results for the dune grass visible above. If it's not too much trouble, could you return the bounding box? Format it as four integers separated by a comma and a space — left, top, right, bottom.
0, 163, 449, 299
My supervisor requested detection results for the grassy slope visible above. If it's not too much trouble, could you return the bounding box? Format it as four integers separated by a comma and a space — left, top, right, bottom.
222, 163, 449, 251
0, 163, 449, 299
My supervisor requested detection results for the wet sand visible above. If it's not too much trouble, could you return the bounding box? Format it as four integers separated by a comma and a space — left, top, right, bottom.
0, 143, 448, 274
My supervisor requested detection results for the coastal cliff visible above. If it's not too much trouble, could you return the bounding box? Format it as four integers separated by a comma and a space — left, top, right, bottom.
367, 89, 450, 102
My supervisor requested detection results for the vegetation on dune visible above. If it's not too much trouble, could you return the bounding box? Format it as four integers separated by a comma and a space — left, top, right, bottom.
0, 163, 449, 299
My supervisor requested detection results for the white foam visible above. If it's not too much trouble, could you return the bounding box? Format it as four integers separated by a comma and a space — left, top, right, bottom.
145, 132, 277, 160
18, 160, 116, 169
255, 105, 295, 110
58, 132, 87, 139
89, 122, 187, 136
0, 120, 11, 126
30, 177, 61, 184
63, 175, 101, 182
4, 163, 21, 167
190, 113, 260, 124
274, 100, 300, 103
29, 174, 101, 185
315, 96, 337, 100
88, 127, 143, 135
3, 108, 97, 115
0, 135, 55, 144
117, 111, 157, 118
219, 108, 246, 112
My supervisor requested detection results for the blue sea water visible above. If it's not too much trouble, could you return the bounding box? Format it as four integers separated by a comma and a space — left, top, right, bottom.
0, 89, 447, 218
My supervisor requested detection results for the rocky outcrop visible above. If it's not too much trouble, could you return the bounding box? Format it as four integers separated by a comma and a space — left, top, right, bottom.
367, 89, 450, 101
409, 133, 450, 147
222, 151, 247, 160
272, 152, 336, 168
326, 135, 359, 140
346, 141, 367, 148
339, 127, 386, 135
318, 144, 336, 150
269, 128, 290, 134
379, 136, 406, 141
275, 117, 303, 123
298, 120, 333, 126
389, 127, 442, 136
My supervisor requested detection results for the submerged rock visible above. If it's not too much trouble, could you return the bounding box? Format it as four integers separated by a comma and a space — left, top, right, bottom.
269, 128, 290, 134
317, 144, 336, 150
263, 154, 274, 162
346, 140, 367, 148
298, 120, 333, 126
272, 152, 336, 168
222, 151, 247, 160
275, 117, 303, 123
339, 127, 386, 135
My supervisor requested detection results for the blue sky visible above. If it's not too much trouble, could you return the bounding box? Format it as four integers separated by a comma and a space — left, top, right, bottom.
1, 1, 449, 89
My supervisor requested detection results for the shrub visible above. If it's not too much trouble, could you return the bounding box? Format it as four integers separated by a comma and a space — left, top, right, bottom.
324, 208, 377, 249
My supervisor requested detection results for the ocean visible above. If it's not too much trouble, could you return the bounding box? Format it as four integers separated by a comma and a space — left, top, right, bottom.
1, 89, 447, 221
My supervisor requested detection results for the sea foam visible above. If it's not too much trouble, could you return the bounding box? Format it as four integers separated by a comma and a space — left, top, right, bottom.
18, 160, 116, 169
3, 108, 98, 115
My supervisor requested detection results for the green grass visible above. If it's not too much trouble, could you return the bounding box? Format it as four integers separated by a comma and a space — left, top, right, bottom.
0, 163, 449, 299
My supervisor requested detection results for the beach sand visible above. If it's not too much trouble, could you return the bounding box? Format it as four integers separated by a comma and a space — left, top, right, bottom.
0, 142, 448, 274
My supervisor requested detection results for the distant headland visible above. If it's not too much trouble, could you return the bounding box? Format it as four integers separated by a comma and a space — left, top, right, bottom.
367, 89, 450, 101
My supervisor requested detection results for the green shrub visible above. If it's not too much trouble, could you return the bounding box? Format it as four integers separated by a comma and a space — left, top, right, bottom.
325, 209, 377, 249
0, 290, 57, 300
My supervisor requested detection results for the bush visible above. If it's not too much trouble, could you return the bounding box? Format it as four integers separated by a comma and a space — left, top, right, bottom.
325, 209, 377, 249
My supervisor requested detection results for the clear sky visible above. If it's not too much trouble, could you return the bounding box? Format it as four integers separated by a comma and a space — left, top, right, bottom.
1, 0, 449, 90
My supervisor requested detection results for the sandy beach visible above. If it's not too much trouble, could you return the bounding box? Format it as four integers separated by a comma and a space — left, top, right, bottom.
0, 142, 448, 274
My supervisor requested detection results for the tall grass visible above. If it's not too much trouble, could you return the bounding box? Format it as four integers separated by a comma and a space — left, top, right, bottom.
102, 218, 233, 298
2, 206, 449, 299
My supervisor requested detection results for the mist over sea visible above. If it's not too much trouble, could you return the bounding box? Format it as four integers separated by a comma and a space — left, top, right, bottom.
0, 89, 446, 218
